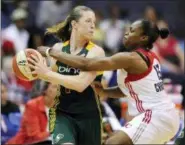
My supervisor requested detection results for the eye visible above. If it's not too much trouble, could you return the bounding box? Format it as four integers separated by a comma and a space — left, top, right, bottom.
130, 27, 135, 33
86, 19, 91, 23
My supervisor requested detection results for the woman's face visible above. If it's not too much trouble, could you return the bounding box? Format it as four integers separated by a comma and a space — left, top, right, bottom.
45, 83, 58, 100
123, 20, 145, 50
74, 10, 96, 40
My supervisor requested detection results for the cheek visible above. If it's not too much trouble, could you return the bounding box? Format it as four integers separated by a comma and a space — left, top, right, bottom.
80, 23, 89, 30
77, 26, 85, 34
47, 89, 53, 95
129, 35, 138, 43
51, 88, 57, 95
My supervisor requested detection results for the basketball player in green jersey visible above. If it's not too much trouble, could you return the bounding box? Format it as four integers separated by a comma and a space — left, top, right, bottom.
28, 6, 105, 145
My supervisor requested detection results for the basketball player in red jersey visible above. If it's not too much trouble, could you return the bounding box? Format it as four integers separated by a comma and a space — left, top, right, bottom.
29, 19, 179, 144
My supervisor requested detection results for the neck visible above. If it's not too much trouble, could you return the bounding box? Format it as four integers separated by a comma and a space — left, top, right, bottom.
70, 30, 89, 50
124, 45, 137, 52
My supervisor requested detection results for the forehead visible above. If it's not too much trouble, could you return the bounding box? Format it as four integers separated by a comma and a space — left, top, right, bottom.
79, 10, 95, 20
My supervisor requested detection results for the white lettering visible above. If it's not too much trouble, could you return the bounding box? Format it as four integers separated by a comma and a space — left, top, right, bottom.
58, 66, 80, 74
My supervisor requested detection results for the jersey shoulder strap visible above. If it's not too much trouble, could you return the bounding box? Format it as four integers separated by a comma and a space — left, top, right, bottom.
135, 51, 150, 67
61, 40, 70, 53
86, 41, 96, 51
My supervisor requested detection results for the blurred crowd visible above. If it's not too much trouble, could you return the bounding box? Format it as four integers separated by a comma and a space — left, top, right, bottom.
1, 0, 184, 145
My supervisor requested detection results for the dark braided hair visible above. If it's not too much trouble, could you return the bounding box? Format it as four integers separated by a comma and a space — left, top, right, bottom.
141, 20, 169, 50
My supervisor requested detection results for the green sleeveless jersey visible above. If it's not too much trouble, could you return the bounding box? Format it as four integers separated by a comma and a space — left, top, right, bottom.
53, 40, 103, 116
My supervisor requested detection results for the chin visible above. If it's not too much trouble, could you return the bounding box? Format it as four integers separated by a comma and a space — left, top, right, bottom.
85, 35, 93, 40
123, 41, 129, 48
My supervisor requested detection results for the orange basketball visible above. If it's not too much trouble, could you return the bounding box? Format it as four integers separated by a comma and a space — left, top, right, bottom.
12, 49, 44, 81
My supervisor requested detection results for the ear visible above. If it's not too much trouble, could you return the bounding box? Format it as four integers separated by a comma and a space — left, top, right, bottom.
71, 20, 77, 29
140, 35, 149, 42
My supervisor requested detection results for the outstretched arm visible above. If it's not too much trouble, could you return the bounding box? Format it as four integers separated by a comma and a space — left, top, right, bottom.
29, 45, 105, 92
48, 48, 144, 72
45, 70, 97, 92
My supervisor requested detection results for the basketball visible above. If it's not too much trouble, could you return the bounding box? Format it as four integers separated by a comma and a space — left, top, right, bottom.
12, 49, 44, 81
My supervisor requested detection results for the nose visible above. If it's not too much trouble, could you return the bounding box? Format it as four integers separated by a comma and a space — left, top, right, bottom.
91, 22, 95, 29
125, 31, 129, 36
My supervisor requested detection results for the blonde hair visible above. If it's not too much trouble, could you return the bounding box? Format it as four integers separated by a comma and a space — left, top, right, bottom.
46, 6, 93, 41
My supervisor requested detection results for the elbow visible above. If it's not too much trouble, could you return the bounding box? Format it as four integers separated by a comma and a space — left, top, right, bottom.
74, 83, 87, 93
76, 88, 84, 93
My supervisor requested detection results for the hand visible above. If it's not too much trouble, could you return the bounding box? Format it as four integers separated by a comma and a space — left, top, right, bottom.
37, 46, 51, 57
27, 54, 51, 80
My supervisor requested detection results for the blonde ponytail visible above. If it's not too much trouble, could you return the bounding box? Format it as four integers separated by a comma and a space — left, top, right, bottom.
45, 16, 71, 41
46, 21, 66, 35
45, 6, 93, 41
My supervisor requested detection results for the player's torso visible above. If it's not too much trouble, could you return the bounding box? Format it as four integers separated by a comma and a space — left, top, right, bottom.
54, 41, 102, 116
117, 49, 174, 116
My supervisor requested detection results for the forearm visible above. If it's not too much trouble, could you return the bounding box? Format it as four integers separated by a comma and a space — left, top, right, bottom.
50, 49, 90, 70
43, 71, 87, 92
102, 87, 126, 98
49, 49, 116, 71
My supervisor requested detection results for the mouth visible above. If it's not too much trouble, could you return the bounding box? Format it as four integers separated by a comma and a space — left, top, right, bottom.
124, 36, 128, 40
89, 31, 94, 34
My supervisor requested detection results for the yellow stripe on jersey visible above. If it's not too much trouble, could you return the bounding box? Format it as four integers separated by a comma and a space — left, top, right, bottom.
63, 41, 95, 50
97, 71, 104, 76
86, 41, 95, 51
63, 40, 69, 47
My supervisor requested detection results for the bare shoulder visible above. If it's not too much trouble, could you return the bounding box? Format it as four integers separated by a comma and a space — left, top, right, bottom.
52, 42, 63, 50
87, 43, 105, 58
130, 51, 142, 58
94, 44, 105, 57
128, 51, 145, 64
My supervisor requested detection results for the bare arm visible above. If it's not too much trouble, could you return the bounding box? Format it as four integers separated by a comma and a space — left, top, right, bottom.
30, 45, 105, 92
44, 71, 97, 92
49, 48, 147, 73
44, 43, 97, 92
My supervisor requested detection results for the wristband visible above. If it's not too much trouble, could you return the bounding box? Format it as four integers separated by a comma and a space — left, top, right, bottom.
46, 48, 52, 57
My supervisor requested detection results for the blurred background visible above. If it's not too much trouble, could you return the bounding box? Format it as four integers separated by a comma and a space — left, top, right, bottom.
1, 0, 184, 145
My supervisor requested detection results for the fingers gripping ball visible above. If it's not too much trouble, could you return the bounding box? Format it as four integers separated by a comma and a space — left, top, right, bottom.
12, 49, 44, 81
